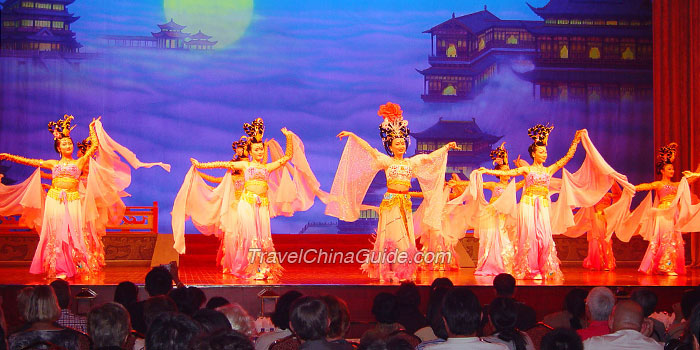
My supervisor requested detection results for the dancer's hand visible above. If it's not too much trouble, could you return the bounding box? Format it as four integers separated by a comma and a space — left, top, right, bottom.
575, 129, 587, 140
190, 158, 198, 166
281, 127, 292, 136
446, 141, 459, 150
477, 167, 487, 172
89, 116, 101, 127
337, 131, 354, 140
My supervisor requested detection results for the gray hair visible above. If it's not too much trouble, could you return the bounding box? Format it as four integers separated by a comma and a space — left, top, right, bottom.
587, 287, 616, 321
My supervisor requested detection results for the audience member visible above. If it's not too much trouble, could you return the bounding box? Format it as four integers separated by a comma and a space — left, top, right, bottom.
142, 295, 179, 331
544, 288, 588, 330
13, 286, 35, 333
169, 286, 203, 316
289, 296, 343, 350
217, 303, 257, 338
191, 329, 255, 350
114, 281, 139, 311
131, 266, 175, 334
577, 287, 614, 341
492, 274, 536, 330
206, 296, 231, 310
421, 287, 507, 350
668, 289, 700, 340
193, 308, 232, 334
483, 297, 534, 350
87, 302, 131, 350
145, 311, 200, 350
582, 300, 662, 350
396, 282, 428, 334
540, 328, 583, 350
255, 290, 303, 350
360, 293, 403, 343
416, 286, 450, 347
49, 279, 87, 333
631, 288, 666, 342
8, 285, 90, 350
320, 295, 353, 350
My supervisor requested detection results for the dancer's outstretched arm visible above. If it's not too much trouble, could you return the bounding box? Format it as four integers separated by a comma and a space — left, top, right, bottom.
549, 129, 585, 174
267, 128, 294, 172
336, 131, 380, 161
76, 117, 100, 170
635, 181, 660, 192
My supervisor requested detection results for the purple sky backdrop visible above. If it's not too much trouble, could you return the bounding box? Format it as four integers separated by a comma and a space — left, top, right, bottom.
0, 0, 653, 234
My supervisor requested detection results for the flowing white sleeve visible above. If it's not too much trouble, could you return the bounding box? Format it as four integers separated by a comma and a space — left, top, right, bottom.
408, 146, 449, 231
324, 137, 388, 222
0, 168, 44, 232
266, 134, 322, 218
550, 133, 635, 237
679, 178, 700, 232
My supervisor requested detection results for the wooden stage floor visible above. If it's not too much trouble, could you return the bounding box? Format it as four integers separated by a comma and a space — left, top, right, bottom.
3, 264, 700, 287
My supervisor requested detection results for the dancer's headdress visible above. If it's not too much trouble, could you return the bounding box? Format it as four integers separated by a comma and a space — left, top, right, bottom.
231, 136, 249, 161
377, 102, 410, 156
48, 115, 76, 140
527, 123, 554, 147
243, 118, 265, 144
77, 137, 92, 154
656, 142, 678, 174
490, 142, 508, 166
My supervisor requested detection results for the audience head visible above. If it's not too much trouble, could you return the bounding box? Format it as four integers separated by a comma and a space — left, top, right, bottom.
540, 328, 583, 350
385, 336, 414, 350
586, 287, 615, 321
206, 296, 231, 310
23, 285, 61, 324
49, 279, 71, 310
371, 292, 399, 324
216, 303, 257, 338
489, 297, 528, 350
88, 302, 131, 349
684, 304, 700, 349
630, 288, 658, 317
270, 290, 303, 330
169, 286, 203, 316
564, 288, 588, 329
441, 287, 481, 337
493, 273, 516, 297
430, 278, 453, 294
17, 286, 35, 322
143, 295, 179, 330
427, 287, 450, 340
146, 312, 201, 350
609, 300, 644, 332
145, 266, 174, 297
681, 288, 700, 320
321, 294, 350, 339
191, 329, 254, 350
289, 296, 329, 341
192, 308, 232, 334
396, 282, 421, 307
114, 281, 139, 308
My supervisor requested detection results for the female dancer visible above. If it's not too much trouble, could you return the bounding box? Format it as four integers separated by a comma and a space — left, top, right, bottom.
183, 118, 319, 279
479, 125, 584, 279
452, 143, 523, 276
632, 143, 700, 275
578, 184, 621, 271
0, 116, 170, 277
326, 102, 457, 282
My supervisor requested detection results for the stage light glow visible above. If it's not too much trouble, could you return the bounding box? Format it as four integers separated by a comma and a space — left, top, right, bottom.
163, 0, 254, 49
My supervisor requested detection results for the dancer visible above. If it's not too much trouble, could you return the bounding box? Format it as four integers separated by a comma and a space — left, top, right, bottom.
479, 125, 584, 279
177, 118, 320, 279
325, 102, 457, 282
452, 143, 523, 276
630, 143, 700, 275
0, 116, 169, 278
574, 184, 622, 271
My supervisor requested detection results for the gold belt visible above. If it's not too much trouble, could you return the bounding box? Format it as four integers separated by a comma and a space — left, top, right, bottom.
241, 190, 269, 207
244, 179, 268, 191
47, 187, 80, 202
380, 192, 412, 212
521, 194, 550, 207
52, 177, 79, 187
387, 179, 410, 188
523, 185, 549, 198
659, 194, 675, 206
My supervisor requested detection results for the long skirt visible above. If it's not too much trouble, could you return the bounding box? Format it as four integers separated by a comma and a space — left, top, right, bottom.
474, 206, 515, 276
513, 195, 562, 279
582, 211, 616, 271
361, 193, 418, 281
639, 205, 685, 275
30, 192, 89, 277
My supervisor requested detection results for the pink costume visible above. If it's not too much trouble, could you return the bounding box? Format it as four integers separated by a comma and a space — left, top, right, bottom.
172, 133, 321, 279
474, 181, 518, 276
0, 120, 169, 277
325, 137, 449, 281
572, 193, 617, 271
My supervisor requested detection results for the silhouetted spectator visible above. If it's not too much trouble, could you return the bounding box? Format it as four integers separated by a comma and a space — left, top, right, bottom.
143, 295, 178, 331
191, 329, 255, 350
193, 308, 232, 334
206, 296, 231, 310
577, 287, 614, 341
668, 289, 700, 340
540, 328, 583, 350
145, 312, 200, 350
88, 302, 131, 350
483, 297, 534, 350
544, 288, 588, 330
320, 295, 352, 350
396, 282, 428, 334
416, 286, 451, 346
49, 279, 86, 333
289, 296, 345, 350
169, 286, 202, 316
631, 288, 665, 342
114, 281, 139, 311
255, 290, 302, 350
360, 293, 404, 344
130, 266, 174, 334
492, 274, 536, 330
